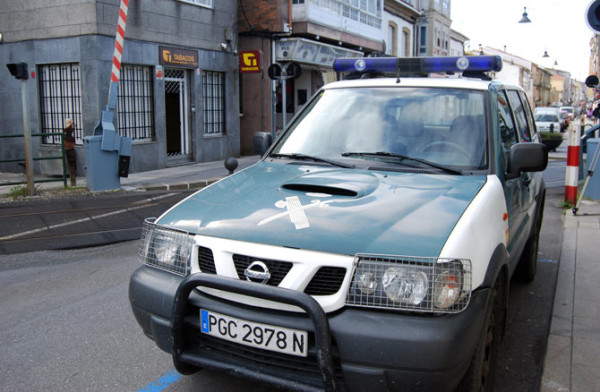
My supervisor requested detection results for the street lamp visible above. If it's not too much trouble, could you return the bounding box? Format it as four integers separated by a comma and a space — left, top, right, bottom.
519, 7, 532, 23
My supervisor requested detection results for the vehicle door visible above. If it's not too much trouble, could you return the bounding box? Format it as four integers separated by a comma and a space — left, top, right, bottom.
496, 89, 528, 263
507, 90, 540, 227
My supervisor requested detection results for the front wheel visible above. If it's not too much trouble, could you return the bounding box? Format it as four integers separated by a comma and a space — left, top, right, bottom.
456, 286, 501, 392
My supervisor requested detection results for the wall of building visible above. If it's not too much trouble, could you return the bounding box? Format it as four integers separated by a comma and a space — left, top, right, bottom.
0, 0, 236, 50
238, 35, 275, 155
238, 0, 288, 33
382, 12, 414, 56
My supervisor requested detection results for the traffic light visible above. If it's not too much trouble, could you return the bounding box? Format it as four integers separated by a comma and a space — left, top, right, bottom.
587, 0, 600, 32
6, 62, 28, 80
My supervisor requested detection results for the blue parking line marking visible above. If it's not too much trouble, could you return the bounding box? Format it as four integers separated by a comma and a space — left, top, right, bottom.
136, 369, 182, 392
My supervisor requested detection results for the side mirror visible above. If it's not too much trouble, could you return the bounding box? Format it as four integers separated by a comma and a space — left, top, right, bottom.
507, 142, 548, 179
585, 75, 599, 88
587, 0, 600, 32
253, 132, 272, 156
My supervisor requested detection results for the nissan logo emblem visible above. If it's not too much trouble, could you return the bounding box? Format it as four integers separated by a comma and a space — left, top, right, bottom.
244, 261, 271, 284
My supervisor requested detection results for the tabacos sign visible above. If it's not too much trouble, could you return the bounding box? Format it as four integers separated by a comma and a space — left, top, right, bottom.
159, 46, 199, 68
239, 50, 262, 73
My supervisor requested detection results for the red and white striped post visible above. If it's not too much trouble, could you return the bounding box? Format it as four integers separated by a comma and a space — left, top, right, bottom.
565, 123, 580, 204
94, 0, 129, 136
108, 0, 129, 99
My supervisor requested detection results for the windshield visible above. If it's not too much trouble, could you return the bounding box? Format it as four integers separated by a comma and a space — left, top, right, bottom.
535, 113, 558, 122
271, 87, 488, 170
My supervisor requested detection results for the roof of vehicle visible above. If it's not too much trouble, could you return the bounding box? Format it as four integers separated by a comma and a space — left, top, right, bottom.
322, 76, 518, 92
534, 106, 559, 112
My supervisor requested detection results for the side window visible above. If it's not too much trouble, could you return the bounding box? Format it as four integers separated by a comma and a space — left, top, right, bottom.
519, 91, 537, 140
507, 90, 531, 142
497, 91, 517, 159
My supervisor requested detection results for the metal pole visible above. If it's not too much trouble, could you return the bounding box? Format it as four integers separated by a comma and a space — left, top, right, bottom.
271, 39, 277, 141
282, 76, 287, 130
21, 79, 35, 196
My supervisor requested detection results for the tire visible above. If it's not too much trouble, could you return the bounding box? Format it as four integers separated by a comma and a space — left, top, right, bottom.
514, 223, 540, 282
456, 286, 501, 392
515, 187, 544, 283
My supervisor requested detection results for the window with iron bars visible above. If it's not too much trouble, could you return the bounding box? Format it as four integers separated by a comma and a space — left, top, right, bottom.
117, 64, 155, 141
38, 63, 82, 145
177, 0, 213, 8
202, 71, 225, 135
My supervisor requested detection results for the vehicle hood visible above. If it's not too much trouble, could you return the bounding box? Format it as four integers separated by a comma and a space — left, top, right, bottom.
158, 161, 487, 257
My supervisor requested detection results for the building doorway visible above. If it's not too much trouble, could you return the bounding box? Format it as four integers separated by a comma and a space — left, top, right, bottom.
164, 68, 192, 165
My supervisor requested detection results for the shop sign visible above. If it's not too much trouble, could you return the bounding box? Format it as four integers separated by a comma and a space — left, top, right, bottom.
159, 46, 199, 68
239, 50, 262, 73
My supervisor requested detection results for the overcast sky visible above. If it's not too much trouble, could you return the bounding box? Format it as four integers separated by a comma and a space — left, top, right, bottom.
451, 0, 596, 81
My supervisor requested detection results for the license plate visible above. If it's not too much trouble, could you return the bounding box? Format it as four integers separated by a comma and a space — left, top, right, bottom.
200, 309, 308, 357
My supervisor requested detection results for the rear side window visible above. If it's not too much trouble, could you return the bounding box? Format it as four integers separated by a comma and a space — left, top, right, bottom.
497, 91, 518, 169
506, 90, 532, 142
519, 91, 537, 139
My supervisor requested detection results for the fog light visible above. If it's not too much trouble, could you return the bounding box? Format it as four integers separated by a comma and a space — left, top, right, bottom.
382, 267, 428, 305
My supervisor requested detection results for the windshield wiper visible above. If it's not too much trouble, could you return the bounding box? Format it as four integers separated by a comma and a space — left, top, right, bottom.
270, 153, 355, 169
341, 151, 462, 174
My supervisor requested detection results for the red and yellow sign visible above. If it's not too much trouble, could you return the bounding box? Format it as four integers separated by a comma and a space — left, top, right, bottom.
239, 50, 262, 73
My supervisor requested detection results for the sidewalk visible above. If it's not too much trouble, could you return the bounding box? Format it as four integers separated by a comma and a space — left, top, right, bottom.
541, 199, 600, 392
0, 155, 261, 196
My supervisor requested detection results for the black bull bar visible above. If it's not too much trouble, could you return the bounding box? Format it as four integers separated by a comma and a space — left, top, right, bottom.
171, 273, 338, 391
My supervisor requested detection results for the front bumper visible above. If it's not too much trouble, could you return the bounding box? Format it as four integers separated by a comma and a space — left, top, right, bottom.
129, 266, 491, 392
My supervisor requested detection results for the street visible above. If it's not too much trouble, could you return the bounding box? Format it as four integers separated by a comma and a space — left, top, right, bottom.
0, 180, 566, 392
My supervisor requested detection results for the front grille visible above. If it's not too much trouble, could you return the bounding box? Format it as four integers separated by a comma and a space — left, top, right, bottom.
197, 250, 346, 296
232, 254, 292, 286
305, 267, 346, 295
197, 246, 216, 274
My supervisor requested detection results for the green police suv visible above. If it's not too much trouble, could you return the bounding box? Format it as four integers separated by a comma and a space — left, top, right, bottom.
130, 56, 547, 392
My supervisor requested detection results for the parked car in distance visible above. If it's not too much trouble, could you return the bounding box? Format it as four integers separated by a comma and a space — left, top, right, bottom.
559, 110, 569, 130
534, 107, 561, 133
561, 106, 575, 120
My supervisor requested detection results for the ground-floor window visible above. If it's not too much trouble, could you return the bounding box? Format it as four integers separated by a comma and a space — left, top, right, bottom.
202, 71, 225, 135
38, 63, 82, 145
117, 64, 155, 141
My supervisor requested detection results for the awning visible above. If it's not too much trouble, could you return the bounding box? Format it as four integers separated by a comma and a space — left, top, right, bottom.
275, 38, 363, 69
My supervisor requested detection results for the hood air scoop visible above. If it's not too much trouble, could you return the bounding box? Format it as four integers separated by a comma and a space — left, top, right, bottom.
282, 183, 359, 197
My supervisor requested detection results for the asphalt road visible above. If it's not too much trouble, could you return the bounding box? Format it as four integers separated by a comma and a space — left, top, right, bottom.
0, 190, 193, 255
0, 183, 566, 392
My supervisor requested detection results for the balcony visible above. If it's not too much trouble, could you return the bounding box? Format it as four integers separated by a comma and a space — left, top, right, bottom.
292, 0, 383, 51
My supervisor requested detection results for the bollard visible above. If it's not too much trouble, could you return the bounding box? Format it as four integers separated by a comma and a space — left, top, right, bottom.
565, 123, 580, 204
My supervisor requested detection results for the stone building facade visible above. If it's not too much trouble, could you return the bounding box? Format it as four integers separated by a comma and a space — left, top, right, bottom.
0, 0, 239, 175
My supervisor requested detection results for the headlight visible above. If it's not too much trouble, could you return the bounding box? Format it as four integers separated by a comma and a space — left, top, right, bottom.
138, 218, 194, 276
382, 267, 428, 305
347, 255, 471, 314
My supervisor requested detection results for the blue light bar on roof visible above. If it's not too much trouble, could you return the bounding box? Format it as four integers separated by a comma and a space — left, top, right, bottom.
333, 56, 503, 74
